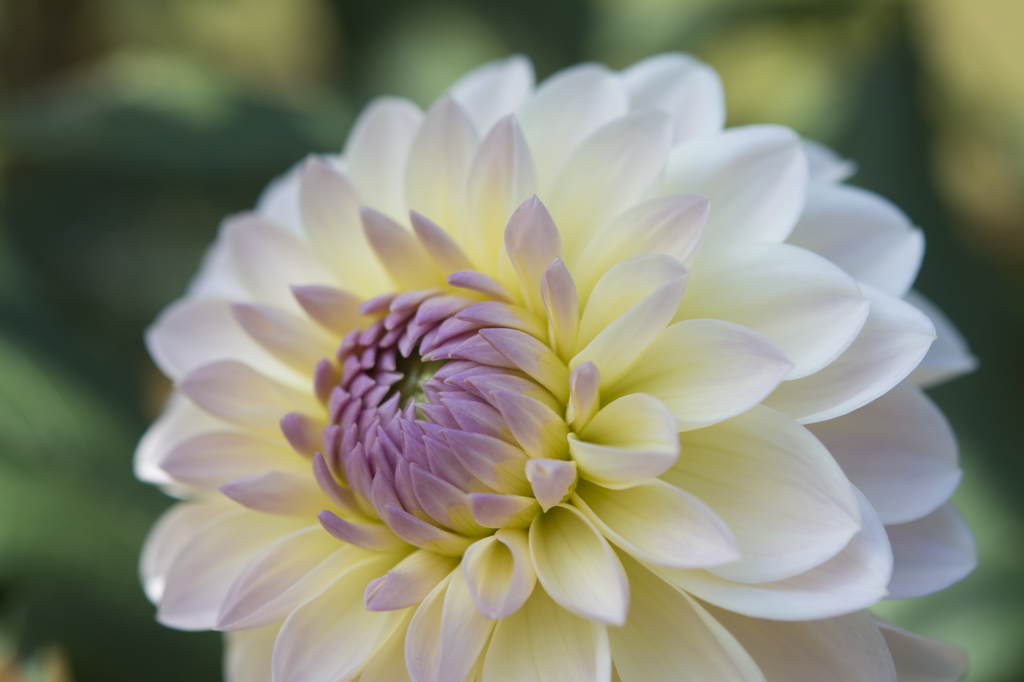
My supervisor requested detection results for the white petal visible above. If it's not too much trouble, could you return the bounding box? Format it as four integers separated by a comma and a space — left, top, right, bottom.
547, 111, 672, 257
621, 52, 726, 144
343, 96, 424, 222
809, 381, 961, 525
462, 529, 537, 619
135, 392, 232, 485
663, 125, 808, 246
765, 285, 936, 424
405, 96, 479, 234
886, 503, 976, 600
224, 213, 338, 312
187, 234, 249, 301
659, 490, 892, 620
298, 157, 392, 297
676, 243, 868, 379
569, 394, 679, 488
611, 552, 765, 682
572, 193, 709, 303
361, 207, 444, 290
517, 63, 629, 192
231, 302, 338, 375
272, 553, 408, 682
405, 569, 496, 682
224, 622, 280, 682
664, 405, 861, 584
140, 501, 234, 604
255, 162, 303, 235
529, 504, 629, 626
219, 470, 332, 516
904, 290, 978, 388
482, 587, 612, 682
365, 549, 459, 612
787, 184, 924, 297
606, 319, 791, 431
178, 360, 322, 434
876, 620, 967, 682
217, 526, 365, 630
450, 55, 535, 138
708, 607, 896, 682
160, 431, 305, 489
158, 510, 306, 630
574, 479, 739, 570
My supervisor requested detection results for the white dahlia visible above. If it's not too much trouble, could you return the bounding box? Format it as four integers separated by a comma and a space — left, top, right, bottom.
136, 54, 978, 682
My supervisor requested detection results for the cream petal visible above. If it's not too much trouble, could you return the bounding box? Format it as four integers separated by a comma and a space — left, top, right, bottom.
411, 211, 475, 276
462, 529, 537, 619
572, 194, 709, 304
571, 258, 687, 389
621, 52, 726, 144
660, 491, 892, 620
178, 360, 323, 434
876, 620, 967, 682
547, 111, 672, 257
361, 207, 444, 290
140, 501, 234, 604
606, 319, 791, 431
468, 118, 537, 272
160, 432, 304, 489
662, 125, 807, 246
359, 610, 415, 682
573, 479, 738, 570
541, 259, 580, 362
787, 184, 924, 298
480, 328, 569, 403
707, 607, 896, 682
405, 96, 479, 235
217, 526, 367, 631
365, 549, 460, 612
765, 285, 936, 424
405, 569, 496, 682
482, 587, 612, 682
569, 394, 679, 488
517, 63, 629, 193
566, 361, 600, 432
220, 471, 332, 516
230, 302, 338, 375
503, 196, 562, 313
809, 381, 961, 525
664, 405, 861, 584
343, 96, 424, 222
529, 504, 629, 626
886, 503, 976, 600
468, 493, 540, 530
492, 390, 569, 460
158, 510, 307, 630
802, 138, 856, 185
146, 298, 299, 385
450, 55, 535, 136
224, 622, 281, 682
298, 157, 393, 297
291, 285, 367, 337
135, 391, 235, 485
675, 243, 868, 379
904, 291, 978, 388
611, 552, 765, 682
525, 459, 577, 512
272, 553, 408, 682
224, 213, 338, 312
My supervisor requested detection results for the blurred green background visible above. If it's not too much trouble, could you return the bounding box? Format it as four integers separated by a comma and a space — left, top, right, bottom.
1, 0, 1022, 680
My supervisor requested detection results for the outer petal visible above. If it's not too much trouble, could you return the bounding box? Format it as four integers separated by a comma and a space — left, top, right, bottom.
462, 529, 537, 619
224, 622, 280, 682
482, 587, 612, 682
621, 52, 726, 144
808, 381, 961, 525
573, 479, 739, 570
343, 96, 424, 221
787, 184, 924, 298
230, 302, 338, 375
708, 607, 897, 682
662, 125, 808, 246
877, 621, 968, 682
450, 54, 535, 139
664, 406, 861, 584
904, 290, 978, 388
611, 551, 765, 682
405, 569, 496, 682
272, 553, 408, 682
659, 491, 892, 620
765, 285, 935, 424
606, 319, 791, 431
886, 503, 976, 600
158, 510, 307, 630
359, 610, 415, 682
529, 504, 630, 626
517, 63, 629, 192
675, 243, 869, 380
802, 138, 856, 185
135, 392, 232, 485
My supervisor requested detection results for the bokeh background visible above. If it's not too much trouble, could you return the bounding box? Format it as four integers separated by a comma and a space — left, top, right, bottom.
1, 0, 1022, 680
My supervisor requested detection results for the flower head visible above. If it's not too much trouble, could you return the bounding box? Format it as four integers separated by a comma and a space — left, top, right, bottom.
138, 53, 977, 681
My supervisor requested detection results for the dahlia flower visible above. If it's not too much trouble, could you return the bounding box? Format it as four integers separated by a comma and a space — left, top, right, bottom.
137, 54, 978, 681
